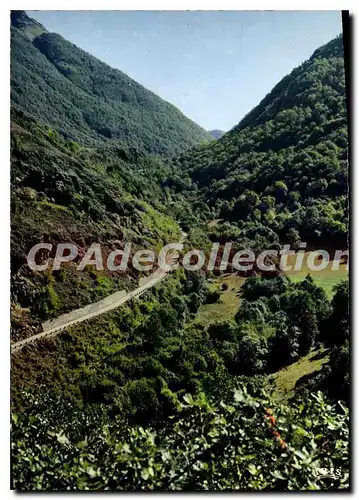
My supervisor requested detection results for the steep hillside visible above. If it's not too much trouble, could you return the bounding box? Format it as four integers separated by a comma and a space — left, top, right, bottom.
11, 109, 181, 342
172, 36, 348, 250
11, 11, 210, 154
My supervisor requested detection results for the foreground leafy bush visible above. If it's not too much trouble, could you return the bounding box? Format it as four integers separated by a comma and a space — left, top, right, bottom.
12, 387, 349, 491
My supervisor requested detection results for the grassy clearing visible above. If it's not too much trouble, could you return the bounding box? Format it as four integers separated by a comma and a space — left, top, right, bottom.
38, 200, 69, 211
207, 218, 223, 228
271, 347, 329, 401
138, 201, 181, 249
195, 274, 246, 327
285, 252, 348, 298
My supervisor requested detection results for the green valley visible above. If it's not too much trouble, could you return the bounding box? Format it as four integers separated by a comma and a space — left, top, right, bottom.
10, 11, 349, 492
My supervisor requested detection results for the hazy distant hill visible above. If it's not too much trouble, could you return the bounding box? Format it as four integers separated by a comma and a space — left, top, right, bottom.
11, 11, 211, 155
208, 129, 225, 139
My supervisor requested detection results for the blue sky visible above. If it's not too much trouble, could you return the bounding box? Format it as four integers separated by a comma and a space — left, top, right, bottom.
28, 10, 343, 131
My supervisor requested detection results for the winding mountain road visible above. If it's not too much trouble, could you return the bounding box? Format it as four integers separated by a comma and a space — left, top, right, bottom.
11, 233, 186, 354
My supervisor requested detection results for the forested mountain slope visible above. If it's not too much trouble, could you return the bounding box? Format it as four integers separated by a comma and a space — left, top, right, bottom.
172, 36, 348, 250
11, 11, 211, 154
11, 108, 181, 342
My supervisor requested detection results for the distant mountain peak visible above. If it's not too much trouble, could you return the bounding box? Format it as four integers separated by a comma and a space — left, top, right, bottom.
208, 129, 225, 140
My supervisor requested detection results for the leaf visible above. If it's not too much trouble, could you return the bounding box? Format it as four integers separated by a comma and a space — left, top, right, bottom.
271, 470, 287, 480
122, 443, 131, 454
247, 464, 258, 476
86, 466, 97, 478
183, 393, 194, 405
56, 432, 69, 445
141, 469, 149, 480
234, 389, 245, 402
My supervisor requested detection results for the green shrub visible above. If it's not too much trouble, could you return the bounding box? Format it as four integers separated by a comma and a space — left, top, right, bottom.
12, 388, 349, 491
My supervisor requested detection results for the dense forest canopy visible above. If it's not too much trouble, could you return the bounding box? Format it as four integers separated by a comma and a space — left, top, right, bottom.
170, 35, 348, 251
11, 11, 211, 155
10, 12, 349, 491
